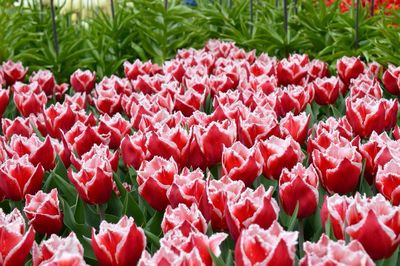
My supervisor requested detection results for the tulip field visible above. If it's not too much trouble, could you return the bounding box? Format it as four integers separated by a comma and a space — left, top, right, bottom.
0, 39, 400, 266
2, 0, 400, 266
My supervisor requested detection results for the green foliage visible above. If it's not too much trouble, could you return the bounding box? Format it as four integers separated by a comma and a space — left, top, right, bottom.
1, 0, 400, 81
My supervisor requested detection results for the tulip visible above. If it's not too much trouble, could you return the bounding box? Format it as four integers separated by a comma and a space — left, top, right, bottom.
311, 76, 341, 105
336, 56, 364, 86
1, 60, 28, 85
383, 64, 400, 95
0, 208, 35, 266
13, 82, 47, 117
161, 204, 207, 236
312, 142, 362, 194
1, 116, 35, 140
68, 153, 113, 204
136, 156, 178, 211
121, 132, 148, 170
279, 163, 319, 218
259, 135, 304, 180
167, 167, 205, 208
308, 59, 329, 81
71, 143, 119, 172
235, 222, 298, 266
376, 159, 400, 205
70, 69, 96, 93
29, 70, 56, 96
221, 141, 263, 186
0, 88, 9, 117
24, 189, 63, 235
97, 113, 131, 149
92, 216, 146, 266
226, 186, 280, 241
320, 194, 352, 240
0, 155, 44, 201
32, 232, 86, 266
276, 85, 314, 116
300, 234, 374, 266
280, 112, 310, 144
276, 57, 308, 86
124, 59, 162, 80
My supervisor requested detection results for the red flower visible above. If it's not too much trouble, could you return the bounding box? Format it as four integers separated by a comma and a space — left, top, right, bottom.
308, 59, 329, 81
320, 194, 352, 240
345, 96, 388, 138
280, 112, 310, 144
235, 222, 298, 266
0, 155, 44, 201
137, 156, 178, 211
70, 69, 96, 93
194, 120, 236, 166
167, 167, 205, 208
376, 159, 400, 205
68, 153, 114, 204
29, 70, 56, 96
139, 230, 227, 266
24, 188, 63, 235
276, 85, 314, 116
349, 74, 382, 99
279, 163, 319, 218
92, 216, 146, 266
226, 185, 280, 241
276, 57, 308, 86
300, 234, 374, 266
1, 117, 34, 140
32, 233, 86, 266
121, 133, 148, 170
162, 204, 207, 236
312, 142, 362, 194
221, 141, 263, 186
383, 64, 400, 95
346, 193, 400, 260
1, 60, 28, 85
259, 135, 304, 180
97, 113, 132, 149
71, 143, 119, 172
93, 82, 122, 115
0, 208, 35, 266
336, 56, 365, 86
394, 125, 400, 140
311, 76, 341, 105
124, 59, 162, 80
0, 88, 9, 117
8, 134, 57, 171
200, 176, 245, 231
13, 82, 47, 117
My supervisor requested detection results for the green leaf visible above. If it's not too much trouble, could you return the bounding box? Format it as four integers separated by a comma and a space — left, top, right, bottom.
287, 201, 300, 231
209, 248, 226, 266
62, 198, 91, 237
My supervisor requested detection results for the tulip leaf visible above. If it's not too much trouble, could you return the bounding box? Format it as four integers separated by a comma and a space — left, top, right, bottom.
54, 154, 68, 178
144, 229, 160, 250
74, 195, 86, 225
377, 246, 399, 266
81, 236, 98, 262
45, 172, 76, 205
62, 198, 91, 237
145, 211, 163, 237
122, 192, 145, 226
288, 201, 300, 231
209, 248, 226, 266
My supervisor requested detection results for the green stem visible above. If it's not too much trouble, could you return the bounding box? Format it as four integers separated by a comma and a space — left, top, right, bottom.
298, 219, 304, 258
97, 204, 105, 221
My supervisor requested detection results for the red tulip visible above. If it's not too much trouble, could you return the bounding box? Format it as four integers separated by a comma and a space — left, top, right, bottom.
29, 70, 56, 96
54, 83, 69, 101
1, 117, 34, 140
70, 69, 96, 93
124, 59, 162, 80
0, 155, 44, 201
92, 216, 146, 266
394, 125, 400, 140
276, 85, 314, 116
312, 142, 362, 194
280, 112, 310, 144
376, 159, 400, 205
68, 153, 113, 204
64, 92, 87, 110
167, 167, 205, 208
308, 59, 329, 81
93, 83, 122, 115
300, 234, 374, 266
279, 163, 319, 218
336, 56, 365, 86
0, 208, 35, 266
13, 82, 47, 117
71, 143, 119, 172
320, 194, 352, 240
346, 96, 397, 138
63, 122, 110, 156
1, 60, 28, 85
121, 133, 148, 170
383, 64, 400, 95
0, 88, 9, 117
310, 116, 353, 141
137, 156, 178, 211
97, 113, 131, 149
226, 185, 279, 240
32, 232, 86, 266
162, 204, 207, 236
276, 57, 308, 86
139, 230, 227, 266
221, 141, 263, 186
259, 135, 304, 180
346, 193, 400, 260
235, 222, 298, 266
349, 74, 382, 99
200, 176, 245, 231
311, 76, 341, 105
24, 188, 63, 235
8, 134, 57, 171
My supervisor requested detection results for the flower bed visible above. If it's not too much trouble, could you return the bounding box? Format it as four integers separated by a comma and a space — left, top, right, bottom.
0, 40, 399, 265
